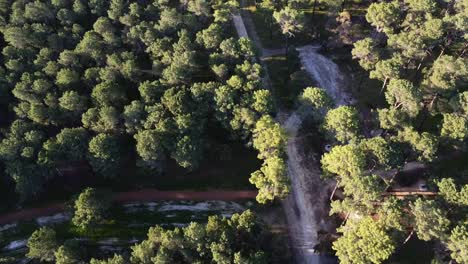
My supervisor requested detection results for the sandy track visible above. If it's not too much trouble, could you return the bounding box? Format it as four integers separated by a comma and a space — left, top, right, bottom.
296, 45, 353, 106
234, 9, 349, 264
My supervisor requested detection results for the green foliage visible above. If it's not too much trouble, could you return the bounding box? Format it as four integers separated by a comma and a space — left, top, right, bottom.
356, 0, 468, 152
59, 91, 88, 113
250, 115, 289, 203
56, 68, 80, 88
196, 23, 224, 50
369, 55, 403, 82
72, 188, 111, 230
365, 1, 401, 33
352, 38, 380, 71
273, 7, 305, 37
299, 87, 334, 114
91, 81, 127, 106
138, 81, 164, 104
376, 197, 405, 232
360, 137, 404, 170
447, 224, 468, 264
321, 144, 366, 178
111, 210, 273, 264
27, 227, 58, 262
340, 174, 385, 207
427, 55, 468, 91
436, 178, 468, 206
385, 79, 421, 117
323, 141, 387, 214
123, 100, 146, 134
388, 31, 427, 60
252, 115, 287, 160
0, 120, 48, 199
441, 113, 468, 141
395, 128, 438, 161
82, 106, 121, 133
333, 217, 396, 264
54, 240, 82, 264
90, 254, 126, 264
38, 127, 89, 166
250, 155, 289, 203
377, 107, 410, 130
170, 135, 203, 169
88, 133, 123, 177
0, 0, 282, 198
134, 129, 165, 163
325, 0, 466, 259
410, 199, 450, 241
253, 89, 274, 114
406, 0, 438, 13
323, 106, 360, 143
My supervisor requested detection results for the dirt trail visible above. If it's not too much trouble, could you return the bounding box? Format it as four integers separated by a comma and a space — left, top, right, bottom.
232, 14, 249, 39
296, 45, 353, 106
0, 190, 257, 225
261, 48, 286, 58
235, 7, 339, 264
280, 112, 336, 264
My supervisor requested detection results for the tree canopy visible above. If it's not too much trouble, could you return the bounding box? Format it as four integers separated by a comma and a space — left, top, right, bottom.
0, 0, 288, 203
89, 210, 279, 264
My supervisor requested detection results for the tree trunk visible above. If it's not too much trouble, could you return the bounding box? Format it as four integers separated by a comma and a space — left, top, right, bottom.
458, 43, 468, 58
403, 229, 414, 244
312, 0, 318, 19
341, 212, 351, 226
379, 77, 388, 94
330, 182, 338, 201
386, 168, 401, 191
341, 0, 347, 11
285, 36, 290, 73
416, 61, 422, 71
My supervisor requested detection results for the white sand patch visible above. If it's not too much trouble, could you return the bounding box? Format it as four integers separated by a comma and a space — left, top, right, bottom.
97, 238, 120, 245
97, 238, 139, 246
221, 213, 234, 218
165, 223, 188, 227
157, 201, 244, 212
0, 223, 17, 232
2, 239, 27, 251
36, 213, 71, 226
232, 15, 249, 38
99, 245, 124, 252
123, 201, 245, 214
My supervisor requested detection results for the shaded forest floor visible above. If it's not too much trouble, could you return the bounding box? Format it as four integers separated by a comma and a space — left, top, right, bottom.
0, 190, 258, 225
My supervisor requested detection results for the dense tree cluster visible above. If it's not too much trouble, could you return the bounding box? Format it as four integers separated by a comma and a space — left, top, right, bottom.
265, 0, 468, 262
26, 210, 280, 264
123, 210, 271, 264
352, 0, 468, 144
317, 0, 468, 262
0, 0, 288, 203
72, 187, 111, 230
27, 227, 58, 262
